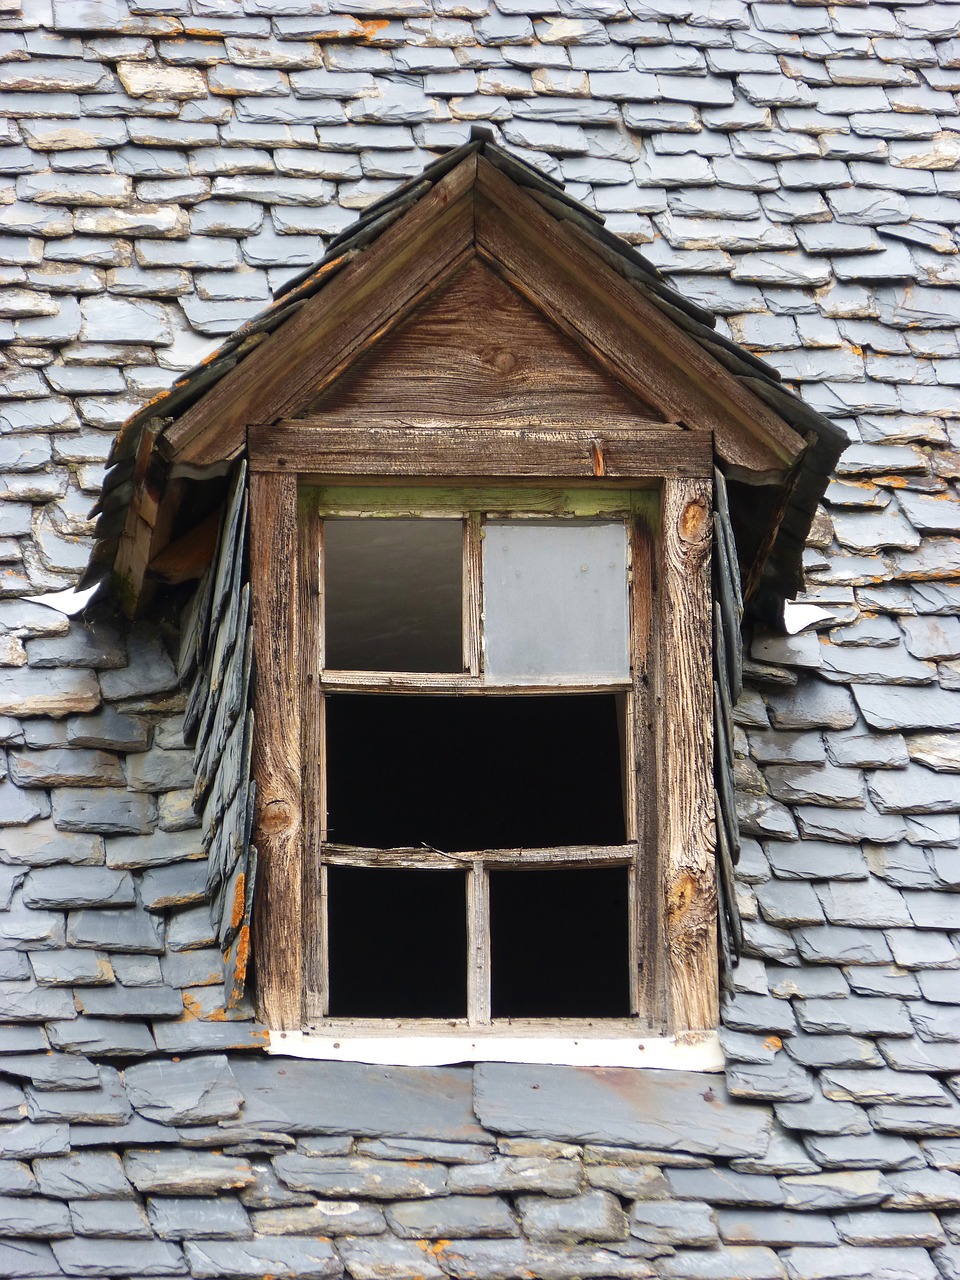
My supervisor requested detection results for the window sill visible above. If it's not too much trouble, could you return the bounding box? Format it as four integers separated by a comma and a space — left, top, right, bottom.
264, 1028, 723, 1071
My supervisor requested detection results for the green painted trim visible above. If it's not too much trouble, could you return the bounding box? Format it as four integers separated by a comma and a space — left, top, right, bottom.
303, 485, 659, 521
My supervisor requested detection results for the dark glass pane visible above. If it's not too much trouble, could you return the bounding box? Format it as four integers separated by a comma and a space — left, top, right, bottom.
323, 518, 463, 672
490, 866, 631, 1018
327, 866, 467, 1018
325, 693, 626, 852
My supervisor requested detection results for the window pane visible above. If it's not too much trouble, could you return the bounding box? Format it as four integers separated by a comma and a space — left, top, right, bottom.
490, 866, 631, 1019
323, 518, 463, 672
327, 866, 467, 1019
325, 693, 626, 852
483, 520, 629, 681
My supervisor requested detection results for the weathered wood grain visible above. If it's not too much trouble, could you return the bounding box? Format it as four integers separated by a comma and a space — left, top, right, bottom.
298, 492, 325, 1018
166, 155, 479, 466
250, 471, 303, 1028
474, 157, 803, 475
300, 257, 661, 426
658, 476, 717, 1033
249, 422, 707, 480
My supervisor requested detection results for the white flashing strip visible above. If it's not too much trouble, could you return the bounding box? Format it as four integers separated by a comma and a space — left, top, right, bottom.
265, 1030, 724, 1072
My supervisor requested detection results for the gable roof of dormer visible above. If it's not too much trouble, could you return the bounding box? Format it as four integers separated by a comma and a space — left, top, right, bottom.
85, 130, 847, 623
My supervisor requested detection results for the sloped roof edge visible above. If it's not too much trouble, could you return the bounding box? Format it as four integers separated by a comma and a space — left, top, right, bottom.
85, 129, 847, 625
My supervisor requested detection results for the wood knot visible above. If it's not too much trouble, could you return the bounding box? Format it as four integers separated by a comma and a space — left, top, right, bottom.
481, 345, 518, 375
260, 798, 296, 835
679, 497, 709, 543
668, 871, 697, 921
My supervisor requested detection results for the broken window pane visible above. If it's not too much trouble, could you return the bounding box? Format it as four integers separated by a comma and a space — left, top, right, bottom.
325, 693, 626, 852
327, 866, 467, 1018
490, 866, 631, 1018
483, 520, 629, 681
323, 518, 463, 672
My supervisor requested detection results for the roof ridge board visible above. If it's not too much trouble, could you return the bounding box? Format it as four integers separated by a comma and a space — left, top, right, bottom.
340, 139, 481, 230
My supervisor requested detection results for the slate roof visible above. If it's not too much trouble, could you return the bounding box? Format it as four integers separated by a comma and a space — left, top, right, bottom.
0, 0, 959, 1278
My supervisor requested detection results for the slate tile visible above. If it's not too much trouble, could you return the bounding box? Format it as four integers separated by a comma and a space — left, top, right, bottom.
124, 1055, 242, 1125
67, 906, 163, 953
74, 984, 183, 1018
0, 981, 75, 1023
147, 1195, 252, 1241
780, 1245, 937, 1280
35, 1150, 134, 1199
718, 1209, 838, 1247
836, 1209, 944, 1246
229, 1058, 482, 1140
185, 1238, 340, 1279
585, 1153, 681, 1203
251, 1199, 384, 1236
798, 996, 913, 1037
474, 1064, 773, 1158
629, 1198, 718, 1247
46, 1016, 155, 1058
821, 1068, 948, 1106
356, 1137, 492, 1163
0, 1239, 60, 1279
27, 1065, 130, 1125
52, 1237, 187, 1277
0, 1120, 68, 1159
438, 1238, 657, 1279
0, 1187, 72, 1239
124, 1150, 255, 1196
52, 786, 155, 835
274, 1153, 448, 1199
783, 1034, 885, 1075
794, 926, 893, 966
781, 1170, 892, 1212
802, 1132, 923, 1172
656, 1245, 784, 1279
68, 1196, 153, 1238
0, 1052, 99, 1091
817, 880, 911, 928
390, 1192, 519, 1238
23, 865, 134, 909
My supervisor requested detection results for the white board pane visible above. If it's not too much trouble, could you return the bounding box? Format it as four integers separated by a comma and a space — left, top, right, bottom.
483, 520, 629, 681
323, 518, 463, 672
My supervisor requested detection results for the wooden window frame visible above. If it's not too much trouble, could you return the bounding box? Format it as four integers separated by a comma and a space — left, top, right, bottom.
249, 430, 717, 1062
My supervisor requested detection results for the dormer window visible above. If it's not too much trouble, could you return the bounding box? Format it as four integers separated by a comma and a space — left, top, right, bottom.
90, 136, 845, 1067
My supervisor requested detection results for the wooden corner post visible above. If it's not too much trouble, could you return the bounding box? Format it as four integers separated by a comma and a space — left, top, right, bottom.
658, 476, 718, 1032
249, 470, 303, 1028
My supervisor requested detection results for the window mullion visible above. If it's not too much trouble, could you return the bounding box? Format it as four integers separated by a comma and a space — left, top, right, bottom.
464, 512, 482, 677
467, 860, 491, 1025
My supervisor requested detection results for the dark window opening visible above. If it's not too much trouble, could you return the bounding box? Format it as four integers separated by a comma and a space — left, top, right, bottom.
327, 866, 467, 1018
323, 518, 463, 672
490, 866, 631, 1018
325, 693, 627, 852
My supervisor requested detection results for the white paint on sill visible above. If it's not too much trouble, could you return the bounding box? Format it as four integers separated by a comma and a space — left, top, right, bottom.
265, 1029, 724, 1071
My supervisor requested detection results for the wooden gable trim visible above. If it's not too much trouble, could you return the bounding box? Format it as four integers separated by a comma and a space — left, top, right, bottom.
164, 152, 480, 468
473, 156, 805, 481
162, 148, 806, 482
247, 420, 712, 480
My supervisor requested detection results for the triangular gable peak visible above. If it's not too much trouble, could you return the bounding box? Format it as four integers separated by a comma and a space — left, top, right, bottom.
163, 151, 803, 479
89, 138, 845, 621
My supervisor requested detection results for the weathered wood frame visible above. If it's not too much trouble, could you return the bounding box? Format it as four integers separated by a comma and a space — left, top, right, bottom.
250, 465, 716, 1037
